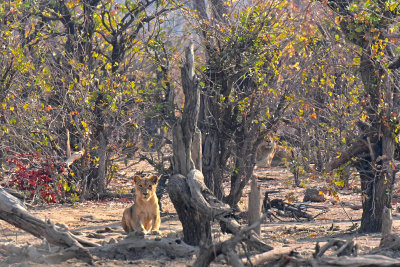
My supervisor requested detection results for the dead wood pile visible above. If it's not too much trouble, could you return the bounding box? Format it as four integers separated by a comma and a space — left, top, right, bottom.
279, 238, 400, 267
262, 190, 328, 222
0, 187, 196, 265
3, 179, 400, 266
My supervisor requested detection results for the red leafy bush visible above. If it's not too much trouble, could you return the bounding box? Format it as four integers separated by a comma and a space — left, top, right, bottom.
2, 152, 61, 203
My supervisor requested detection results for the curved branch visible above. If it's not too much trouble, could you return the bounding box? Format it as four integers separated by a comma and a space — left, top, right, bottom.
324, 140, 369, 172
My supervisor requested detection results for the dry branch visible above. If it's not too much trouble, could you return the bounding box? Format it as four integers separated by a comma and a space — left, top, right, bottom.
242, 247, 293, 266
283, 253, 400, 266
317, 255, 400, 266
0, 243, 93, 264
248, 176, 261, 235
324, 140, 369, 172
194, 214, 267, 267
315, 239, 358, 258
65, 148, 85, 168
263, 191, 327, 221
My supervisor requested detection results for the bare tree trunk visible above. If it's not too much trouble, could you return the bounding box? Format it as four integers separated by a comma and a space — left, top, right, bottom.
192, 0, 208, 22
192, 128, 202, 171
172, 126, 189, 175
97, 131, 107, 196
171, 43, 200, 176
168, 43, 210, 245
168, 174, 212, 245
357, 52, 396, 233
248, 176, 261, 236
381, 206, 392, 237
202, 131, 224, 199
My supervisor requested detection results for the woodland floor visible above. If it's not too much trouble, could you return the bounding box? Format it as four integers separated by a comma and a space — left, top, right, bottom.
1, 160, 400, 266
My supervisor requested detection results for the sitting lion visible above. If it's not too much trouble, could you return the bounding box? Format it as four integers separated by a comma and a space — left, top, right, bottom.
121, 174, 161, 235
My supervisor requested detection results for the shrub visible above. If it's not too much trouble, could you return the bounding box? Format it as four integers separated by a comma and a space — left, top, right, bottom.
2, 152, 62, 203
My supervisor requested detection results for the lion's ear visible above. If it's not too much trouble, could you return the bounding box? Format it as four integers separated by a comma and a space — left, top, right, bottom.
133, 175, 141, 184
149, 175, 159, 184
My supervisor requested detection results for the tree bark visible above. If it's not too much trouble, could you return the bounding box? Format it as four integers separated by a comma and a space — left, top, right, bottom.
357, 51, 395, 233
202, 131, 225, 200
167, 170, 271, 251
248, 176, 261, 236
168, 43, 210, 245
168, 173, 212, 246
97, 131, 108, 195
322, 0, 399, 234
0, 187, 94, 264
172, 42, 200, 176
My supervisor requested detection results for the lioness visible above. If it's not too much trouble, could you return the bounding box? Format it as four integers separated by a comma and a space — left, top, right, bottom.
121, 174, 161, 235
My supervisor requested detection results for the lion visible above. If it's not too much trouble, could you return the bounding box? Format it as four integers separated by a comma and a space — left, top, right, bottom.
121, 174, 161, 235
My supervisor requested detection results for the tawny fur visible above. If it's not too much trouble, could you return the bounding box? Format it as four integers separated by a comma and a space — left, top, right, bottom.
121, 174, 161, 235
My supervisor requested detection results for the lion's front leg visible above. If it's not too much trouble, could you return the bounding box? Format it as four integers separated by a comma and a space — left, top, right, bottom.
151, 214, 161, 235
137, 218, 148, 235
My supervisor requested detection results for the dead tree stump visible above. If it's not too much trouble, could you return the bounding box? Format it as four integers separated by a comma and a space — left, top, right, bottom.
168, 174, 212, 246
248, 176, 261, 235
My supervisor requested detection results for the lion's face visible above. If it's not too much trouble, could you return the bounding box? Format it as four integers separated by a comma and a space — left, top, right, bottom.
133, 175, 159, 201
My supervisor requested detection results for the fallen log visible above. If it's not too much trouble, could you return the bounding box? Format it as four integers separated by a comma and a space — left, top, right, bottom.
316, 255, 400, 266
0, 241, 93, 264
282, 254, 400, 266
242, 246, 293, 266
0, 187, 93, 263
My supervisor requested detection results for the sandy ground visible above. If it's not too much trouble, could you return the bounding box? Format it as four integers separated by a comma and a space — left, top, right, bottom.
1, 162, 399, 266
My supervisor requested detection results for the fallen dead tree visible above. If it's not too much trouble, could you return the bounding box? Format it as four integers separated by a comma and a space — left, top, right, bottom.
262, 190, 328, 221
0, 243, 93, 265
0, 187, 94, 263
0, 186, 198, 265
313, 239, 358, 257
0, 234, 197, 265
280, 238, 400, 267
281, 254, 400, 266
242, 247, 293, 266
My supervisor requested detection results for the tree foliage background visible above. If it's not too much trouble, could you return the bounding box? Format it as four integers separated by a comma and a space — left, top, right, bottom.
0, 0, 399, 233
